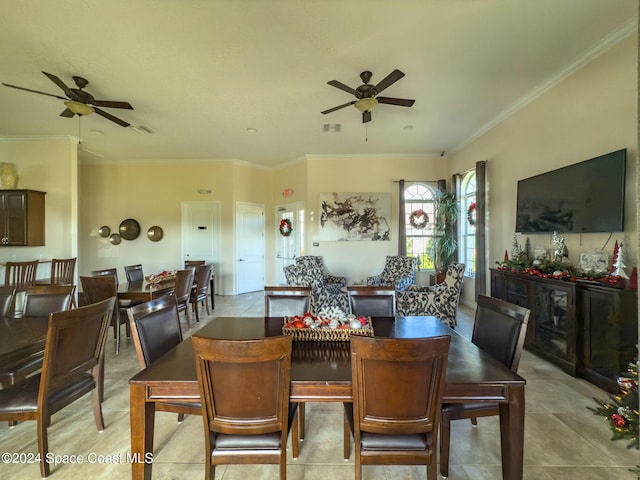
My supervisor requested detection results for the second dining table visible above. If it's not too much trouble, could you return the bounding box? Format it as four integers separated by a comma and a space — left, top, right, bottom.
117, 280, 174, 304
129, 315, 526, 480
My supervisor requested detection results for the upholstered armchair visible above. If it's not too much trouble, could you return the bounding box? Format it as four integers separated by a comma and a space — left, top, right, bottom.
284, 263, 349, 315
366, 256, 418, 291
294, 256, 347, 292
395, 263, 466, 328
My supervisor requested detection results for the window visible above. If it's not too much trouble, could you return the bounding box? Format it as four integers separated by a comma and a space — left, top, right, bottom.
404, 183, 438, 270
459, 171, 476, 277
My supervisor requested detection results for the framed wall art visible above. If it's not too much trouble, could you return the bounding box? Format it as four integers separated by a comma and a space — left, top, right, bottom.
319, 192, 391, 241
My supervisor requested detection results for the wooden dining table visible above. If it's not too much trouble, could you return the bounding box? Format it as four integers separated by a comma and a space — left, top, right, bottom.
117, 280, 174, 303
0, 315, 49, 370
129, 316, 526, 480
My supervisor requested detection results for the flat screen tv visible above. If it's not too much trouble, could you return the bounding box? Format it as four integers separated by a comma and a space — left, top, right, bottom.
515, 149, 626, 233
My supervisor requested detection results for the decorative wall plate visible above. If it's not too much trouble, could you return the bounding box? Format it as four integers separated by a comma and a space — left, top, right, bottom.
147, 226, 163, 242
98, 225, 111, 238
109, 233, 122, 245
119, 218, 140, 240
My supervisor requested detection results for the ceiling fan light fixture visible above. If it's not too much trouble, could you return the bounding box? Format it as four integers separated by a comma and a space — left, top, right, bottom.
354, 97, 378, 112
64, 100, 95, 116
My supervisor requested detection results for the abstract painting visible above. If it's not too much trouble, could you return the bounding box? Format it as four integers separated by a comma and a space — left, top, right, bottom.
319, 192, 391, 241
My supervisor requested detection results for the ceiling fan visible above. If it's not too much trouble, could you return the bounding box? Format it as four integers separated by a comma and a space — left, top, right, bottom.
2, 71, 134, 127
321, 69, 415, 123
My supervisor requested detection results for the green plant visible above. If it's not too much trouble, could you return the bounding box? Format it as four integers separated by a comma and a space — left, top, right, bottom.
433, 191, 459, 273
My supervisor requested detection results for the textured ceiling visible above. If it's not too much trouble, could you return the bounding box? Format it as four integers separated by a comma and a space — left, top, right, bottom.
0, 0, 636, 167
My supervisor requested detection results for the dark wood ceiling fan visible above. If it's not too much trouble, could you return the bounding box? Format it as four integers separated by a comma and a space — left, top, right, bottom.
321, 69, 415, 123
2, 71, 134, 127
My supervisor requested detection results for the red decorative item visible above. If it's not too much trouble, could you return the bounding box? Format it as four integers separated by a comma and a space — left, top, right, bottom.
504, 250, 509, 262
611, 240, 619, 274
279, 218, 293, 237
611, 413, 628, 428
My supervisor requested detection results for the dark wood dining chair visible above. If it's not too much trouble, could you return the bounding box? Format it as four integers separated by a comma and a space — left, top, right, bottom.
0, 296, 115, 478
126, 294, 201, 422
264, 286, 311, 317
191, 334, 299, 480
439, 295, 530, 478
185, 260, 215, 310
0, 286, 15, 320
346, 286, 396, 317
124, 264, 144, 282
50, 258, 77, 307
4, 260, 39, 317
50, 257, 76, 285
81, 275, 127, 354
173, 268, 195, 329
23, 284, 75, 317
189, 263, 213, 322
345, 335, 451, 480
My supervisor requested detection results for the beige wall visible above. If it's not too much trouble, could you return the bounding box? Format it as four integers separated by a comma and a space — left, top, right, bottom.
449, 34, 638, 306
0, 137, 77, 281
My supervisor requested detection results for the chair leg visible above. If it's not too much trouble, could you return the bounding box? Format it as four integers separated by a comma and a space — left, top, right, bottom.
193, 302, 200, 323
439, 414, 451, 478
291, 407, 299, 459
37, 417, 50, 478
343, 410, 351, 460
114, 317, 121, 355
183, 307, 191, 330
92, 384, 105, 431
470, 416, 477, 426
299, 403, 305, 440
204, 298, 211, 316
177, 413, 185, 422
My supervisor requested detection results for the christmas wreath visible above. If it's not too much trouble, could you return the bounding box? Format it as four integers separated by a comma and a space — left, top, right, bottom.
467, 202, 476, 226
409, 209, 429, 229
279, 218, 293, 237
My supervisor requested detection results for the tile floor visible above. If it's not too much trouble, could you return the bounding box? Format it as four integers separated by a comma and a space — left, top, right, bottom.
0, 292, 637, 479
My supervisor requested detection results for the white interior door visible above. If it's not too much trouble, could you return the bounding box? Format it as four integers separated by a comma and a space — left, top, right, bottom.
181, 201, 221, 269
236, 202, 265, 294
275, 202, 304, 285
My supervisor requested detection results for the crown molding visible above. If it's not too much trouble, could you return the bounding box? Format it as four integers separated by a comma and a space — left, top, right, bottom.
452, 16, 638, 155
0, 134, 77, 144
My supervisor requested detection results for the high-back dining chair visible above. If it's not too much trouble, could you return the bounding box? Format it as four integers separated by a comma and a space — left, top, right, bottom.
124, 264, 144, 282
189, 263, 213, 323
192, 335, 299, 480
23, 284, 75, 317
345, 335, 451, 480
50, 257, 76, 286
0, 286, 15, 320
4, 260, 39, 317
264, 286, 311, 317
90, 267, 119, 284
0, 296, 115, 478
81, 275, 126, 354
173, 268, 195, 329
126, 295, 201, 422
346, 286, 396, 317
439, 295, 530, 478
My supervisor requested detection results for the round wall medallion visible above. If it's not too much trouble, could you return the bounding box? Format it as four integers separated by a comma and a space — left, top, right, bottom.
98, 225, 111, 238
147, 226, 164, 242
109, 233, 122, 245
119, 218, 140, 240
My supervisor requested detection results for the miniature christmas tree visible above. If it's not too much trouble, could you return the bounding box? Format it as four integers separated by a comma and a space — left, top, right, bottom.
613, 242, 629, 279
510, 234, 519, 259
611, 240, 619, 274
524, 237, 532, 259
589, 361, 638, 456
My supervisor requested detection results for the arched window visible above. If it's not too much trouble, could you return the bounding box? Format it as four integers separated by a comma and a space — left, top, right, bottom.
404, 183, 438, 270
459, 171, 476, 277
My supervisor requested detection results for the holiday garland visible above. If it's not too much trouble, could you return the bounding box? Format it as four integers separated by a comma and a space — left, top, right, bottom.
279, 218, 293, 237
409, 209, 429, 229
467, 202, 476, 226
589, 362, 639, 451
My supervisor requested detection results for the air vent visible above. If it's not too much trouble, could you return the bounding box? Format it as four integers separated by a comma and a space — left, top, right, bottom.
323, 123, 341, 132
130, 125, 154, 135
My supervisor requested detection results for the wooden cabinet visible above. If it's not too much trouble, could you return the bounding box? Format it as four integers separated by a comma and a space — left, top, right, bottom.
0, 190, 46, 246
490, 268, 637, 392
578, 285, 637, 392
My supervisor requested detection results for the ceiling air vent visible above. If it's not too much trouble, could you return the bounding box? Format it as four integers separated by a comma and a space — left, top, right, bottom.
130, 125, 154, 135
323, 123, 341, 132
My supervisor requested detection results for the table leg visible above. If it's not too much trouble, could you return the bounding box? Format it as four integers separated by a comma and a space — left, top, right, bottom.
499, 384, 525, 480
130, 383, 155, 480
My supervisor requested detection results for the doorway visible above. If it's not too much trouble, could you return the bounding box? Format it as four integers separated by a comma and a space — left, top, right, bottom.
236, 202, 265, 294
275, 202, 305, 285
